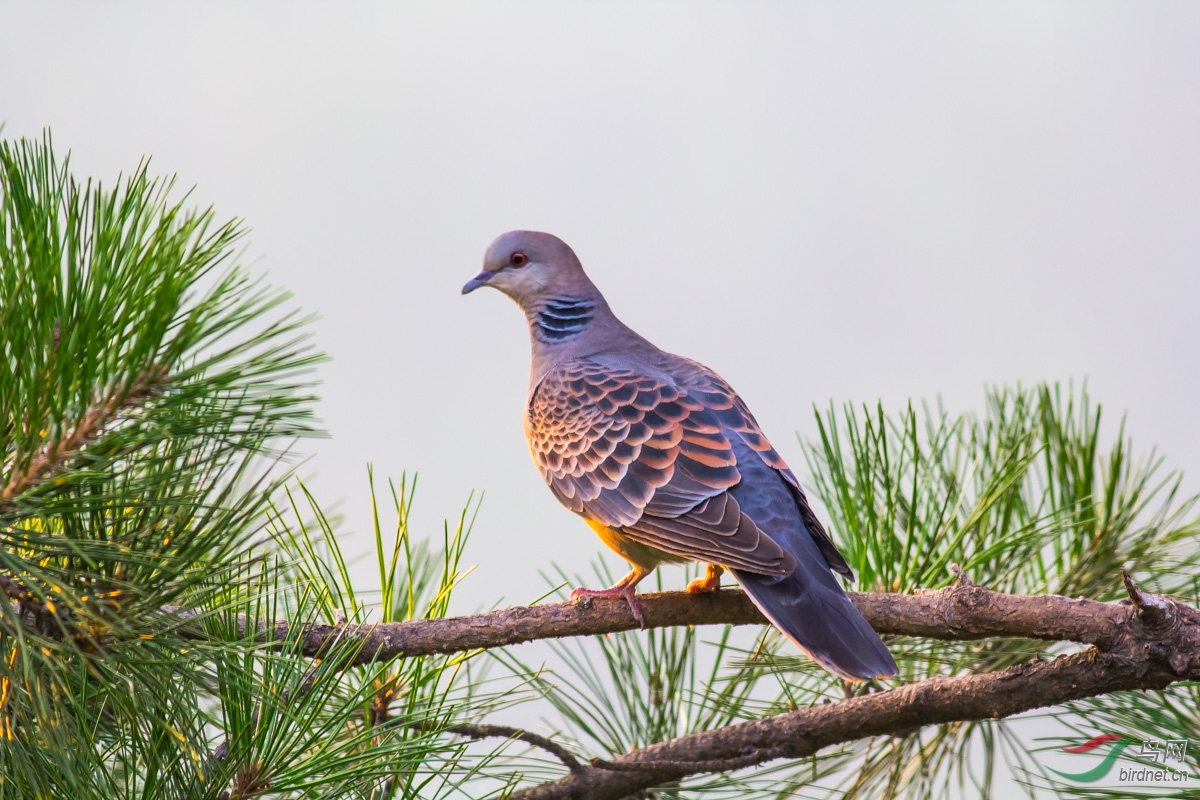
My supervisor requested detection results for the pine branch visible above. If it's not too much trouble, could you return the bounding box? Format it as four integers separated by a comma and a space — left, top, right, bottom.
235, 574, 1139, 666
0, 365, 167, 511
507, 574, 1200, 800
408, 722, 586, 774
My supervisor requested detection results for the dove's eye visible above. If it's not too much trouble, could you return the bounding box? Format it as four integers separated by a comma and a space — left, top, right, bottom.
510, 252, 528, 268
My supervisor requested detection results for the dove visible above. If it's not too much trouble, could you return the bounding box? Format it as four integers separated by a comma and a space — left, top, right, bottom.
462, 231, 897, 680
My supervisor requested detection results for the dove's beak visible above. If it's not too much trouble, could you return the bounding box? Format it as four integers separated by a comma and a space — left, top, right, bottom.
461, 271, 494, 295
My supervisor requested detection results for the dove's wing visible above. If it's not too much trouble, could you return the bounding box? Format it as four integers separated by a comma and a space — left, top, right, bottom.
673, 359, 855, 580
527, 358, 795, 575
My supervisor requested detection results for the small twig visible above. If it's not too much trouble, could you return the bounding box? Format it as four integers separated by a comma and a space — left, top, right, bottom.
1122, 570, 1172, 628
948, 563, 975, 587
281, 661, 322, 704
844, 737, 876, 800
0, 365, 166, 510
411, 721, 586, 774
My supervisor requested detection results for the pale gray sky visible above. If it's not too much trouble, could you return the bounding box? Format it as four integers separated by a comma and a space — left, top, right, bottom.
3, 2, 1199, 613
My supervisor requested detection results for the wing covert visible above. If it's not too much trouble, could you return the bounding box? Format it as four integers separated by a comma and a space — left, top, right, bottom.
675, 360, 855, 580
527, 359, 794, 575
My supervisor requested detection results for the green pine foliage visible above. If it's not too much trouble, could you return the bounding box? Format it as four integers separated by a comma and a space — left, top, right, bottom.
3, 134, 1197, 799
0, 136, 500, 799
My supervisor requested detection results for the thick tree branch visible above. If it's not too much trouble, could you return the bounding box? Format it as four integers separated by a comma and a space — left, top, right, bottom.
251, 579, 1129, 667
508, 578, 1200, 800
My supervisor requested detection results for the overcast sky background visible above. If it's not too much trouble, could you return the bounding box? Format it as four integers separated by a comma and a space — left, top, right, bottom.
3, 3, 1199, 617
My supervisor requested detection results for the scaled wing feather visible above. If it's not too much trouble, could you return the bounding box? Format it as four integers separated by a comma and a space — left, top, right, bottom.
675, 360, 855, 580
528, 359, 795, 575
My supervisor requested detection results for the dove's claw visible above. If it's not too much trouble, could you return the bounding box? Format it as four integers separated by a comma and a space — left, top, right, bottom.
570, 567, 650, 627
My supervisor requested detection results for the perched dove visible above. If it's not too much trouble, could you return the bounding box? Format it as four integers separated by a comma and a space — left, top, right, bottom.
463, 231, 897, 680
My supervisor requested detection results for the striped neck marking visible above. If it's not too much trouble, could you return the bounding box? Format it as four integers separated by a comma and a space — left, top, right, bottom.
536, 297, 594, 341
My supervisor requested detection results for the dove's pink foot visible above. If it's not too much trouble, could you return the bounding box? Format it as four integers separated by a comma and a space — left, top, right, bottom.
571, 566, 650, 626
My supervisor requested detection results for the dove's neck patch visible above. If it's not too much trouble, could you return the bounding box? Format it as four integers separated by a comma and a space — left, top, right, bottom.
535, 296, 595, 341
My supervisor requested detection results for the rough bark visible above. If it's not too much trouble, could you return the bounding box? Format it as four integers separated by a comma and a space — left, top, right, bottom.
260, 579, 1130, 666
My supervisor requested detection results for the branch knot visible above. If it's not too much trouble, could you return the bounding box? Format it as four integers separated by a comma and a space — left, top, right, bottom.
1122, 571, 1175, 629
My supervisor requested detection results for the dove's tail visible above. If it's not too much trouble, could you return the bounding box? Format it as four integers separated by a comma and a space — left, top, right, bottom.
732, 562, 898, 680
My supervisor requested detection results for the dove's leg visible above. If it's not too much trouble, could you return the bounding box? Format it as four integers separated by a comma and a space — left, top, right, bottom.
570, 565, 651, 625
686, 563, 724, 593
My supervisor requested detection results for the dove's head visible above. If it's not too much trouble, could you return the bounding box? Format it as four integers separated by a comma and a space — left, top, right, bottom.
461, 231, 598, 311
